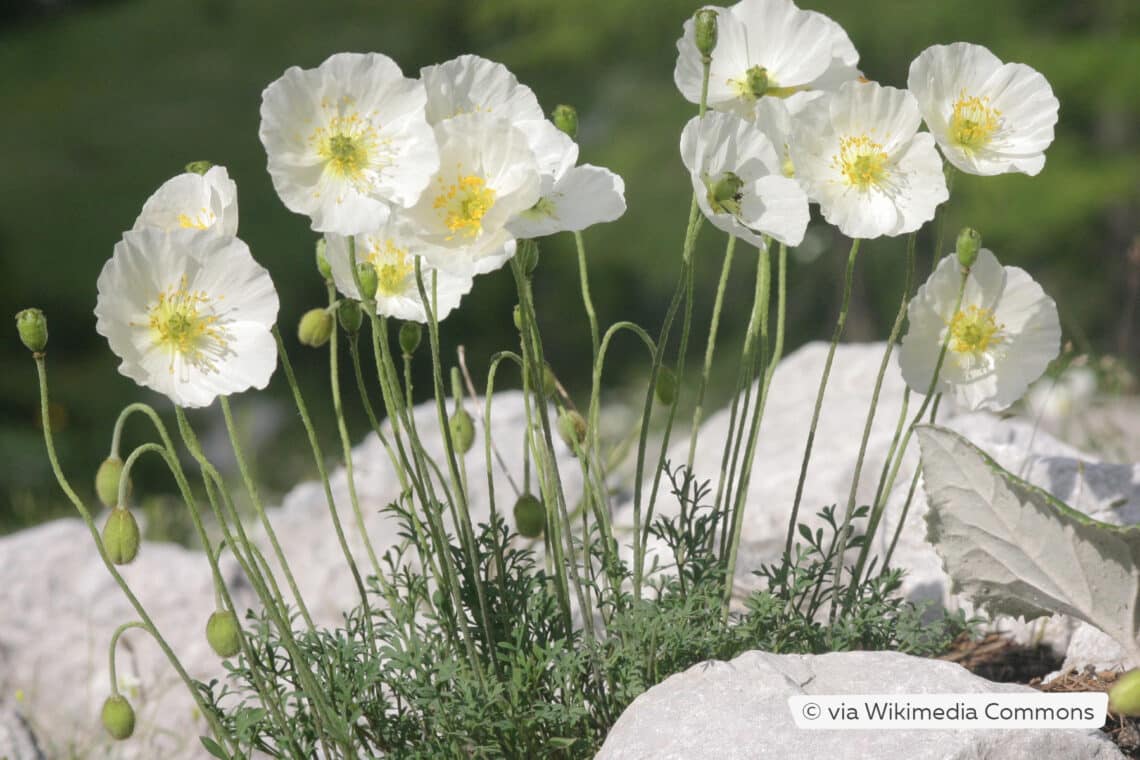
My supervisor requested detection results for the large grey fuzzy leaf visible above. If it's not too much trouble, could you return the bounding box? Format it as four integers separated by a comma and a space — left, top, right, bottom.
917, 425, 1140, 664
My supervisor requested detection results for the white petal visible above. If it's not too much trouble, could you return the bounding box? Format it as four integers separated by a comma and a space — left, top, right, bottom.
739, 174, 809, 246
507, 165, 626, 238
421, 54, 544, 126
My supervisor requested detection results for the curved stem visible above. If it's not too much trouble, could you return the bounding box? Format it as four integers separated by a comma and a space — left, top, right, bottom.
107, 621, 153, 696
575, 231, 600, 361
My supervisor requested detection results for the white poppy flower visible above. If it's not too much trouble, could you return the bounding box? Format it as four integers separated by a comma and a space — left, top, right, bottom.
133, 166, 239, 237
908, 42, 1059, 176
791, 81, 948, 239
405, 113, 540, 275
420, 54, 545, 126
674, 0, 860, 118
506, 121, 627, 238
324, 224, 473, 323
898, 249, 1060, 412
95, 228, 279, 409
681, 110, 809, 247
259, 52, 439, 236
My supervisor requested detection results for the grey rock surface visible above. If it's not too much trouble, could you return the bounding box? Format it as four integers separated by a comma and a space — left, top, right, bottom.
595, 650, 1124, 760
0, 703, 44, 760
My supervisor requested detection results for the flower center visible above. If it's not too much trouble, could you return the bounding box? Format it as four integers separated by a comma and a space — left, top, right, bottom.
145, 276, 229, 374
433, 174, 496, 240
729, 65, 770, 101
949, 305, 1003, 355
834, 135, 889, 190
365, 239, 415, 297
310, 105, 387, 191
949, 92, 1001, 151
703, 171, 744, 215
177, 209, 216, 230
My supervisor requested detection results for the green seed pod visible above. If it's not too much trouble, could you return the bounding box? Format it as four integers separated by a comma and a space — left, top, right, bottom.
513, 493, 545, 538
297, 308, 333, 348
95, 457, 130, 509
184, 160, 212, 176
206, 609, 242, 658
956, 227, 982, 270
694, 8, 718, 58
449, 408, 475, 454
15, 308, 48, 353
1110, 669, 1140, 716
551, 104, 578, 140
705, 170, 744, 215
101, 694, 135, 740
337, 300, 363, 335
558, 410, 587, 452
655, 366, 678, 406
399, 321, 422, 355
356, 262, 379, 301
742, 64, 769, 99
102, 507, 140, 565
315, 238, 332, 281
542, 364, 558, 398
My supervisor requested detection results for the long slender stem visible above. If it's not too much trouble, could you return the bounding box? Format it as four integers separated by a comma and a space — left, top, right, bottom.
574, 231, 600, 361
687, 234, 737, 471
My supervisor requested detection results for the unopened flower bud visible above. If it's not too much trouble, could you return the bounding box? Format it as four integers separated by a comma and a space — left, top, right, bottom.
399, 322, 422, 355
542, 364, 558, 398
512, 305, 523, 331
956, 227, 982, 269
103, 507, 140, 565
513, 493, 545, 538
558, 410, 587, 453
298, 308, 333, 348
184, 160, 212, 176
355, 263, 378, 300
516, 240, 540, 276
551, 105, 578, 139
1110, 669, 1140, 716
206, 609, 242, 658
337, 300, 363, 334
694, 9, 719, 58
315, 238, 332, 281
655, 366, 678, 406
95, 457, 129, 508
449, 408, 475, 454
101, 694, 135, 740
15, 308, 48, 353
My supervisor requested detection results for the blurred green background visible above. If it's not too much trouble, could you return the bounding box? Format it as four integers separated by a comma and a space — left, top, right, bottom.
3, 0, 1137, 536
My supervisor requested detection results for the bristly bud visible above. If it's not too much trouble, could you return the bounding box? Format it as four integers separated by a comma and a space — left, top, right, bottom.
206, 609, 242, 658
297, 308, 333, 348
184, 160, 212, 176
101, 694, 136, 740
694, 8, 719, 58
315, 238, 332, 281
95, 457, 129, 508
399, 322, 422, 355
449, 408, 475, 454
551, 105, 578, 140
513, 494, 545, 538
103, 507, 140, 565
542, 364, 558, 398
1110, 669, 1140, 716
655, 366, 678, 406
355, 262, 379, 301
337, 300, 363, 334
558, 410, 587, 453
516, 239, 540, 276
956, 227, 982, 269
15, 308, 48, 353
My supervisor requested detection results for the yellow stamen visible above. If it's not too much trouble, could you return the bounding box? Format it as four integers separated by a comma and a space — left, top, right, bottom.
142, 275, 229, 375
365, 239, 415, 297
308, 99, 391, 198
833, 134, 890, 190
949, 305, 1003, 355
177, 209, 215, 230
949, 91, 1001, 151
432, 174, 496, 240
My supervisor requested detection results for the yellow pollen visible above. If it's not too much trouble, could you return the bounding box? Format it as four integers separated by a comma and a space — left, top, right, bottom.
949, 92, 1001, 151
177, 209, 215, 230
949, 305, 1003, 355
833, 134, 890, 190
143, 275, 228, 374
365, 239, 415, 297
433, 174, 496, 240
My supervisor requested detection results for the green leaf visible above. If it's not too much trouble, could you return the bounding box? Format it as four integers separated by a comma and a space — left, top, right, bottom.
200, 736, 229, 760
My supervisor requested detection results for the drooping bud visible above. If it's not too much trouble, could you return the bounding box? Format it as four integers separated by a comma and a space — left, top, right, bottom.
705, 171, 744, 215
449, 408, 475, 454
95, 457, 129, 508
742, 65, 769, 99
184, 160, 212, 176
694, 9, 719, 58
551, 105, 578, 140
1110, 669, 1140, 716
297, 308, 334, 348
513, 494, 545, 538
655, 366, 678, 406
558, 410, 587, 453
15, 308, 48, 353
399, 322, 422, 356
956, 227, 982, 270
355, 262, 379, 301
337, 300, 363, 334
103, 507, 140, 565
205, 609, 242, 658
516, 239, 540, 276
101, 694, 136, 740
542, 364, 558, 398
315, 238, 332, 281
